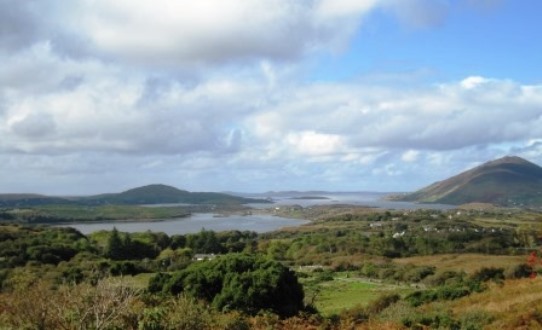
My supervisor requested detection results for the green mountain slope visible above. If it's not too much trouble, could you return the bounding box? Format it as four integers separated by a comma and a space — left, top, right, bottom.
85, 184, 264, 205
0, 194, 72, 207
397, 156, 542, 206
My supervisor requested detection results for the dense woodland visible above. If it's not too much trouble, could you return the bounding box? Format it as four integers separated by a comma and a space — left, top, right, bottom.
0, 206, 541, 329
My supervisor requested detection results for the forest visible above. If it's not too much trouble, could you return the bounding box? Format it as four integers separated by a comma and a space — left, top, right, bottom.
0, 206, 541, 329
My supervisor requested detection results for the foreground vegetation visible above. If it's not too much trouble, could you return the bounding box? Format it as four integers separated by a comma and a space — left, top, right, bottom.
0, 205, 541, 329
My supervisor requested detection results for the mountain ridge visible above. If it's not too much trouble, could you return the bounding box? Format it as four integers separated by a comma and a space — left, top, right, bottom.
0, 184, 267, 207
396, 156, 542, 206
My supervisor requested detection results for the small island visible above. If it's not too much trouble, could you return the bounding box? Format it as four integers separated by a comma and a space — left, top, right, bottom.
289, 196, 330, 200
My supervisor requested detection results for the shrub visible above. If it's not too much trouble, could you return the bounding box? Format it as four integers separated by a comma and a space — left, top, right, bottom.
365, 294, 401, 315
470, 267, 504, 283
154, 253, 305, 317
505, 263, 533, 279
148, 272, 172, 294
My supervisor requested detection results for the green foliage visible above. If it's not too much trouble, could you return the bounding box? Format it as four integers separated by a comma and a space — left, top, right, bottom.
470, 267, 505, 283
148, 273, 172, 294
106, 227, 124, 260
0, 225, 91, 268
182, 229, 257, 254
105, 228, 159, 260
402, 310, 460, 329
405, 267, 503, 308
405, 284, 473, 307
152, 253, 304, 317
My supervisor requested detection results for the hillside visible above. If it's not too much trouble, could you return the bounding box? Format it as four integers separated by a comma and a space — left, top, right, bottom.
84, 184, 266, 205
396, 156, 542, 206
0, 184, 267, 207
0, 194, 73, 207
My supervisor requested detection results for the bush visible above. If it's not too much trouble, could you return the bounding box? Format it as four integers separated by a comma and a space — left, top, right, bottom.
470, 267, 504, 283
148, 272, 172, 294
406, 285, 472, 307
505, 263, 533, 279
154, 253, 305, 317
365, 294, 400, 315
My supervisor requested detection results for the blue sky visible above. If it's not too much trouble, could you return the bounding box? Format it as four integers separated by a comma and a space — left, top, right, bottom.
1, 0, 542, 194
313, 1, 542, 83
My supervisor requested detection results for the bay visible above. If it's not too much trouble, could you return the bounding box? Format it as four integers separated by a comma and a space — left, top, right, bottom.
245, 192, 455, 210
59, 213, 309, 235
59, 192, 453, 235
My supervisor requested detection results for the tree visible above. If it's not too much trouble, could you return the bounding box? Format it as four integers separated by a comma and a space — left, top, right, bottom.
105, 227, 124, 260
152, 253, 305, 317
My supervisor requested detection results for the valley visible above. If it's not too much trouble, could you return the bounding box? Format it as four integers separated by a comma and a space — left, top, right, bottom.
1, 156, 542, 329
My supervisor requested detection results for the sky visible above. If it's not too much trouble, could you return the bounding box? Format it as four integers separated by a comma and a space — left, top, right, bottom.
1, 0, 542, 195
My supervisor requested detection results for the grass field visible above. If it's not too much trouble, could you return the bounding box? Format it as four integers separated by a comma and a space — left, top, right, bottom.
308, 274, 411, 316
449, 278, 542, 328
393, 253, 526, 274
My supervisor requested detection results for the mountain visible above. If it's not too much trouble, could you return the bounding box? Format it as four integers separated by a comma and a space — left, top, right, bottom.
0, 184, 268, 207
395, 156, 542, 206
0, 194, 72, 207
84, 184, 266, 205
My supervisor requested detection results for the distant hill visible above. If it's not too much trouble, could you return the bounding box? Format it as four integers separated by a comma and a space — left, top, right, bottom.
84, 184, 266, 205
0, 184, 267, 207
394, 156, 542, 206
0, 194, 72, 207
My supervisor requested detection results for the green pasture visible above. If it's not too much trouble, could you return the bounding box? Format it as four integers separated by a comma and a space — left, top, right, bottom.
307, 273, 412, 316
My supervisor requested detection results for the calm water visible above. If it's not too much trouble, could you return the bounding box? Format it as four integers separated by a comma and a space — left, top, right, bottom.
60, 192, 453, 235
246, 192, 455, 210
59, 213, 309, 235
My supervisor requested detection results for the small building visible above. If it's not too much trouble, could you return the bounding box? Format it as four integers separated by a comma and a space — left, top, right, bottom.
193, 254, 217, 261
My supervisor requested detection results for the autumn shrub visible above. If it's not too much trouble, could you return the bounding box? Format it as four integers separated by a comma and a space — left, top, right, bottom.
504, 263, 533, 279
0, 278, 140, 330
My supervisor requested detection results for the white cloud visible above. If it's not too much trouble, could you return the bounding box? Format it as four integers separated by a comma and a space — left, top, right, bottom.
1, 0, 541, 193
460, 76, 489, 89
286, 131, 346, 156
58, 0, 381, 65
401, 150, 420, 162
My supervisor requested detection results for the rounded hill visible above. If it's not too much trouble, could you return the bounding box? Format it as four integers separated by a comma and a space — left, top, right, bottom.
397, 156, 542, 206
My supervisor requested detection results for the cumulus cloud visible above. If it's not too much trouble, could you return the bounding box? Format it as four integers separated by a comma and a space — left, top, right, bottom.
245, 77, 542, 155
1, 0, 541, 193
30, 0, 379, 65
3, 61, 540, 160
286, 131, 346, 156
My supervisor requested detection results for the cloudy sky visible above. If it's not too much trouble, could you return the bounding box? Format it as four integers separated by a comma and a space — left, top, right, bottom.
1, 0, 542, 195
